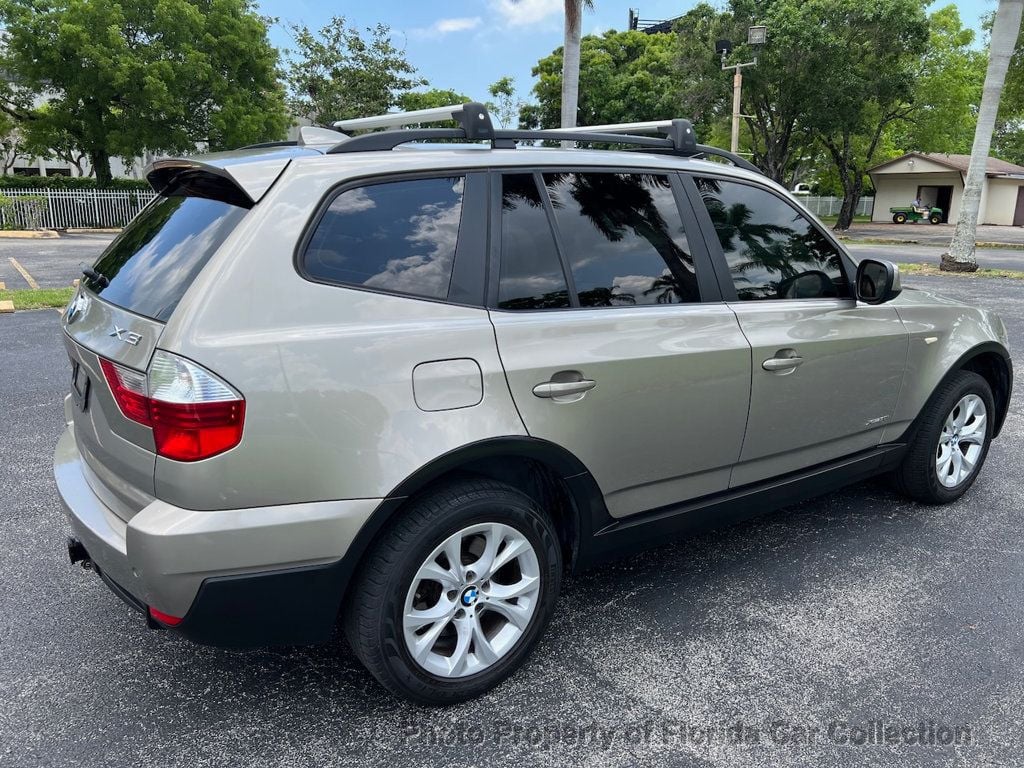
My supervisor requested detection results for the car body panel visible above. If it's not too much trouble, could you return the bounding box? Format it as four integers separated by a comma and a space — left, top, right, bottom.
490, 303, 751, 518
61, 292, 166, 517
882, 286, 1011, 441
728, 298, 909, 486
153, 164, 525, 510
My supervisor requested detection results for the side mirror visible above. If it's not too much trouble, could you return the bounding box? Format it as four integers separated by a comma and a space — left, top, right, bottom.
856, 259, 902, 304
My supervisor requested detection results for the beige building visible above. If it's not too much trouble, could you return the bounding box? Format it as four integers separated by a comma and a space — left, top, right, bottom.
868, 152, 1024, 226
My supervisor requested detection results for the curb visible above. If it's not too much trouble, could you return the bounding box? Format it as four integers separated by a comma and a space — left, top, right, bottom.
0, 229, 59, 239
0, 299, 13, 313
65, 227, 122, 234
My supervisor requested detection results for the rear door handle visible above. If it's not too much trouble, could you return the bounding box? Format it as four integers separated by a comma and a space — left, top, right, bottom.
762, 356, 804, 372
532, 379, 597, 399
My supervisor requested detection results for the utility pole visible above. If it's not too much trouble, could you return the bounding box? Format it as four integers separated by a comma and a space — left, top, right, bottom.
716, 26, 766, 155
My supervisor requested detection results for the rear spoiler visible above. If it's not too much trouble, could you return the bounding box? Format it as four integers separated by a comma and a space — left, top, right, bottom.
146, 149, 307, 207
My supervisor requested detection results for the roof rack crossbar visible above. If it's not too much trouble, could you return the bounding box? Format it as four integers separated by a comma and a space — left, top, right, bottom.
332, 101, 495, 139
323, 102, 760, 175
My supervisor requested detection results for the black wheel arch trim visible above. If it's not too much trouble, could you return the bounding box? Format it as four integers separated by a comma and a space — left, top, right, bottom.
909, 341, 1013, 440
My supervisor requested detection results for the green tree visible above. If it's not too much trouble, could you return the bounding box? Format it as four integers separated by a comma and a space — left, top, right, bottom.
888, 5, 984, 155
522, 30, 682, 129
487, 77, 522, 129
793, 0, 929, 230
284, 17, 425, 126
397, 89, 471, 129
0, 0, 288, 185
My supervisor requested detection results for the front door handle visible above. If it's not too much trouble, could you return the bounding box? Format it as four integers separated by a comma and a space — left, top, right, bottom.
762, 353, 804, 372
532, 378, 597, 400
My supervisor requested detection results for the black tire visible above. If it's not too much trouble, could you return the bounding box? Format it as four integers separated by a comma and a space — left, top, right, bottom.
893, 212, 908, 224
892, 370, 994, 504
343, 478, 562, 705
930, 214, 942, 224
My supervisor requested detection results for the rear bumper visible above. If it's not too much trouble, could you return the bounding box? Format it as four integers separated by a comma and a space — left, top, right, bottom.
54, 424, 382, 646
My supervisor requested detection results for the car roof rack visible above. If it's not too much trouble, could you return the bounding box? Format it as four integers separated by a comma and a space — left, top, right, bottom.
326, 102, 761, 174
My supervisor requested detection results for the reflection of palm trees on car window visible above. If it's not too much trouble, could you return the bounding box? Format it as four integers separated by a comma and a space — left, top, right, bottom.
544, 172, 700, 307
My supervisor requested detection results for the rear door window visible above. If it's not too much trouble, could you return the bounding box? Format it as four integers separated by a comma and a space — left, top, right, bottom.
542, 171, 700, 307
301, 176, 465, 301
497, 173, 571, 310
86, 194, 247, 322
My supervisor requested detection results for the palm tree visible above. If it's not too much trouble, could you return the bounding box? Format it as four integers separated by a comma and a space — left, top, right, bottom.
560, 1, 594, 131
942, 0, 1024, 272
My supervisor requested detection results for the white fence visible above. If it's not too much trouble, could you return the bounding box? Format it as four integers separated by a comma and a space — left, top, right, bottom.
0, 188, 156, 230
799, 196, 875, 218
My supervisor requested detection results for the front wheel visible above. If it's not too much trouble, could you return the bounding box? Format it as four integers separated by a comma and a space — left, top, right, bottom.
930, 214, 942, 224
344, 479, 562, 705
892, 371, 994, 504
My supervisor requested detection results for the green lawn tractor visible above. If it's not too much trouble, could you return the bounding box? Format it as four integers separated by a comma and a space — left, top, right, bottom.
890, 206, 943, 224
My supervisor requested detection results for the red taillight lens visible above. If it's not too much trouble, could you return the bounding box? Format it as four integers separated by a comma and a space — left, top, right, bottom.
98, 352, 244, 462
150, 399, 245, 462
99, 359, 150, 424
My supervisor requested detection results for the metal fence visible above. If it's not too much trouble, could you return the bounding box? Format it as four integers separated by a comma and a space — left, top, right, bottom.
0, 188, 157, 230
798, 196, 875, 218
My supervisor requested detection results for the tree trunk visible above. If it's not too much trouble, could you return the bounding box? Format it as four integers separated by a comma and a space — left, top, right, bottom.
834, 178, 862, 232
943, 0, 1024, 272
90, 149, 113, 187
560, 0, 582, 146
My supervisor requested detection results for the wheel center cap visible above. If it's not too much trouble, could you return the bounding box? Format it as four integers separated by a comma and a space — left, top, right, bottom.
460, 586, 479, 607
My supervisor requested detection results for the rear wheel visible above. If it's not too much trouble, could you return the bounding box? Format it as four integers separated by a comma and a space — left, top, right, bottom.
893, 212, 908, 224
344, 479, 562, 705
893, 371, 994, 504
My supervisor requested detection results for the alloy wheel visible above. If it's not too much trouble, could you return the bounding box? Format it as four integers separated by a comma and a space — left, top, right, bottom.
936, 394, 987, 488
402, 522, 541, 678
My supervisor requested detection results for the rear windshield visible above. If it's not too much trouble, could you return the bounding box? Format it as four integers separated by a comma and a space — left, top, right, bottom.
85, 194, 247, 322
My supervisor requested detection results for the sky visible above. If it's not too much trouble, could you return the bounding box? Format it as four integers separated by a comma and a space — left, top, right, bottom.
255, 0, 999, 112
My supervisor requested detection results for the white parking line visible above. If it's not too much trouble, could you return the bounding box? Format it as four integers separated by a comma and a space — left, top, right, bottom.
8, 257, 38, 289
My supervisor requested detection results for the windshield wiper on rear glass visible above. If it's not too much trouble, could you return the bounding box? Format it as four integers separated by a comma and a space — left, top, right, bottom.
82, 267, 109, 288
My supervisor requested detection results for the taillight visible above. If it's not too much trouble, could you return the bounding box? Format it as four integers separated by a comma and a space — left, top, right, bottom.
99, 351, 245, 462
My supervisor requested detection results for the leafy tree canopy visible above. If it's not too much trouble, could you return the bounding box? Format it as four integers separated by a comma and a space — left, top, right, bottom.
0, 0, 289, 185
521, 30, 681, 129
284, 17, 425, 125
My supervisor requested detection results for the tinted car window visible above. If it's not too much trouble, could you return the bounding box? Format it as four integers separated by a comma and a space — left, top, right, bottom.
86, 195, 247, 322
696, 177, 850, 301
497, 173, 571, 310
303, 176, 464, 300
543, 172, 700, 307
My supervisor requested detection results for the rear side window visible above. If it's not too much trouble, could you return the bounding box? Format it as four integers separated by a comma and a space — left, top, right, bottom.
302, 176, 464, 300
695, 177, 850, 301
86, 195, 247, 322
543, 172, 699, 307
497, 173, 571, 310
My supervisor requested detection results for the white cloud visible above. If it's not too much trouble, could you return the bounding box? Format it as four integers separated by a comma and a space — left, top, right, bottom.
492, 0, 562, 28
412, 16, 483, 38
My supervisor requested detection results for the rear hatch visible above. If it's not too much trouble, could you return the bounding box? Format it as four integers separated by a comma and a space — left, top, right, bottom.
63, 184, 250, 522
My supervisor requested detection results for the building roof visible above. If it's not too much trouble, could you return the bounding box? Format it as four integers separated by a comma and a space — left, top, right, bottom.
868, 152, 1024, 177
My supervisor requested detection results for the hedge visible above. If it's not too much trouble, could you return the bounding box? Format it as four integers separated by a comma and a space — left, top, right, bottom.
0, 175, 151, 190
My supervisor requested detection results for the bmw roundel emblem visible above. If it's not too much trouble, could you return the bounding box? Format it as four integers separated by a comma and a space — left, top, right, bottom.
461, 587, 479, 606
66, 291, 89, 324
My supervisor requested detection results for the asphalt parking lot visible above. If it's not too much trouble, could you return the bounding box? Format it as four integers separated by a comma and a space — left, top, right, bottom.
1, 274, 1021, 768
0, 234, 113, 289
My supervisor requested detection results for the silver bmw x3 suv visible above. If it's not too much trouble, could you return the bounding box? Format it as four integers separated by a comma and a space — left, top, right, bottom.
55, 104, 1012, 705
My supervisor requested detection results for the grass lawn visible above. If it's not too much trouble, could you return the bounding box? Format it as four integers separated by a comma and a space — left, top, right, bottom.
816, 214, 872, 225
898, 263, 1024, 280
0, 287, 75, 310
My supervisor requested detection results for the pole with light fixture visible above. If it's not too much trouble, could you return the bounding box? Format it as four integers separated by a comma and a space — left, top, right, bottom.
717, 25, 767, 155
